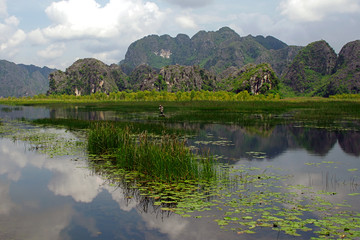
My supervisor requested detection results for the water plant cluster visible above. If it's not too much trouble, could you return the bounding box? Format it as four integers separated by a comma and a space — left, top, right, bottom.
88, 122, 216, 182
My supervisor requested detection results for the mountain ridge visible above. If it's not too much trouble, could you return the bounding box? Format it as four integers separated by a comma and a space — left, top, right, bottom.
0, 60, 56, 98
120, 27, 298, 76
1, 26, 360, 97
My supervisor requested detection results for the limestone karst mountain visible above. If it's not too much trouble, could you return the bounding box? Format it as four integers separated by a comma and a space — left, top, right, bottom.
1, 27, 359, 97
0, 60, 55, 97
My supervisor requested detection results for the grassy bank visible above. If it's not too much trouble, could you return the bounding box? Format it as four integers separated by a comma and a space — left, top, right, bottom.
4, 97, 360, 132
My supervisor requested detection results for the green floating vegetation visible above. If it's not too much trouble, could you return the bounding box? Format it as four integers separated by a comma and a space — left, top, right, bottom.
0, 120, 86, 158
246, 151, 267, 159
172, 167, 360, 239
88, 122, 216, 182
91, 162, 360, 239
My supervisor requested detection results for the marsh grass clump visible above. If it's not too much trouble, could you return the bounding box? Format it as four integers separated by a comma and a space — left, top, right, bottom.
87, 122, 127, 155
88, 122, 216, 182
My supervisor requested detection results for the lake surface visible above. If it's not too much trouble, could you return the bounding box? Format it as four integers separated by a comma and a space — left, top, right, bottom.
0, 104, 359, 239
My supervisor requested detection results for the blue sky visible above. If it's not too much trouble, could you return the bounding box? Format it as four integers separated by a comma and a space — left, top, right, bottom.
1, 0, 359, 69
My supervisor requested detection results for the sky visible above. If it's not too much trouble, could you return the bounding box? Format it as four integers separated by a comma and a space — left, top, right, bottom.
0, 0, 359, 70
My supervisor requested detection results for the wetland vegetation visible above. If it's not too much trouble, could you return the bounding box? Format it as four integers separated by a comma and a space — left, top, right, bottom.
0, 95, 360, 239
88, 122, 215, 182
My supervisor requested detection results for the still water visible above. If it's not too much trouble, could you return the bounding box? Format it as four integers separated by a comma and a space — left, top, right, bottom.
0, 105, 359, 239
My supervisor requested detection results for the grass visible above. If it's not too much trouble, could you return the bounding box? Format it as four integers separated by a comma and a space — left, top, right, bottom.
87, 122, 216, 182
33, 118, 196, 137
22, 99, 360, 134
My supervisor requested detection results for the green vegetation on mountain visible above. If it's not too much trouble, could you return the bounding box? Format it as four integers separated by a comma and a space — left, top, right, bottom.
48, 58, 123, 95
321, 40, 360, 96
120, 27, 296, 75
47, 57, 278, 95
282, 40, 337, 95
219, 63, 279, 94
0, 60, 55, 97
140, 65, 218, 92
1, 27, 359, 98
282, 40, 360, 97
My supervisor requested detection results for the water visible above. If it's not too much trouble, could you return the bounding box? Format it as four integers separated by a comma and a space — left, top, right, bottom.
0, 104, 359, 239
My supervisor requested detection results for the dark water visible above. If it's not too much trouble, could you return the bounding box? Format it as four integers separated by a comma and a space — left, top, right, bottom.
0, 105, 359, 239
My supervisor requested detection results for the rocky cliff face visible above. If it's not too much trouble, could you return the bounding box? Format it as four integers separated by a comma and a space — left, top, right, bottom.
129, 64, 158, 91
280, 40, 360, 97
219, 63, 279, 94
48, 58, 125, 95
0, 60, 55, 97
255, 46, 303, 76
48, 59, 277, 95
282, 40, 337, 94
323, 40, 360, 96
120, 33, 193, 74
133, 65, 218, 92
120, 27, 292, 75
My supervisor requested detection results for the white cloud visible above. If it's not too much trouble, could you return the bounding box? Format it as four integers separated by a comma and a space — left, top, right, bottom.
163, 0, 214, 8
227, 13, 276, 36
92, 49, 121, 65
175, 15, 197, 29
33, 0, 166, 41
0, 0, 7, 18
28, 28, 49, 45
279, 0, 360, 22
0, 28, 26, 51
37, 43, 66, 59
24, 0, 168, 67
0, 11, 26, 56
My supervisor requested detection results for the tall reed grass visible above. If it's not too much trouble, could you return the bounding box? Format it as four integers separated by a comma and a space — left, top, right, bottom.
87, 122, 124, 154
88, 122, 215, 182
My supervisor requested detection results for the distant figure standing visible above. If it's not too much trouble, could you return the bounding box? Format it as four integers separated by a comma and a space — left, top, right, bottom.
159, 105, 165, 117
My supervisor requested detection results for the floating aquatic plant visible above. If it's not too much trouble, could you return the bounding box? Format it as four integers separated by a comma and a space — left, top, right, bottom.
0, 120, 86, 157
89, 160, 360, 239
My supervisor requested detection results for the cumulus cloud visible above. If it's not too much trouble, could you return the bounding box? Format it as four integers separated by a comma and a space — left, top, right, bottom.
279, 0, 360, 22
32, 0, 165, 41
28, 28, 48, 45
26, 0, 168, 66
0, 4, 26, 57
163, 0, 214, 8
175, 15, 197, 29
37, 43, 66, 59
